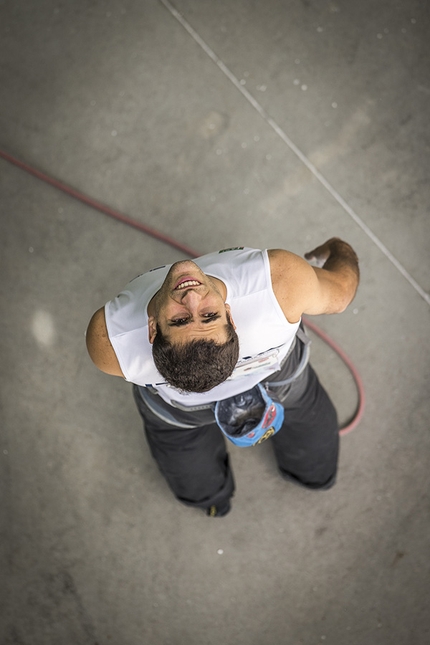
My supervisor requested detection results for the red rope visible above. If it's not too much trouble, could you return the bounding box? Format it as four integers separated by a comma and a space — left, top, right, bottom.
0, 149, 200, 259
302, 317, 365, 435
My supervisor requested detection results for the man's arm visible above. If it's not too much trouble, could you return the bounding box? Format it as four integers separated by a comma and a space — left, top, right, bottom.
269, 238, 359, 323
86, 307, 125, 377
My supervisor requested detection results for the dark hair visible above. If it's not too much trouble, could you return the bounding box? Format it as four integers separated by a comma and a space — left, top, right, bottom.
152, 318, 239, 393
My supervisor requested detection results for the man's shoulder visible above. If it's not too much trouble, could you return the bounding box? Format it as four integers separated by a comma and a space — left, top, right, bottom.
86, 307, 124, 377
267, 248, 308, 277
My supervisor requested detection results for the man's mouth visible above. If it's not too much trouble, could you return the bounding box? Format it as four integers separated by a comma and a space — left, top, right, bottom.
174, 277, 202, 290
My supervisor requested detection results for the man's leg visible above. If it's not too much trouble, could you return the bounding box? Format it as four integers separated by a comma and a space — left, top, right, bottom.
133, 386, 235, 515
270, 363, 339, 490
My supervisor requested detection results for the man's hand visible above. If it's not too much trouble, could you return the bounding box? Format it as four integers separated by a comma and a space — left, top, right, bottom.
305, 237, 359, 274
304, 238, 337, 268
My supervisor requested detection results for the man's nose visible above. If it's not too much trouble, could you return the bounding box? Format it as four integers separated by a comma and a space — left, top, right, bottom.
180, 289, 201, 308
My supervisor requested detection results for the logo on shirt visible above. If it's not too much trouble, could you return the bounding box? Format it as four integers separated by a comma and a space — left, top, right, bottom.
149, 265, 166, 272
229, 348, 282, 379
218, 247, 244, 253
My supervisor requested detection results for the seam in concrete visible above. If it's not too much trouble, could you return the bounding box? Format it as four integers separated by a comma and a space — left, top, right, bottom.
159, 0, 430, 307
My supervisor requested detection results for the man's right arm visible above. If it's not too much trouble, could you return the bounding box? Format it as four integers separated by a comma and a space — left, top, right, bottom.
269, 238, 359, 322
86, 307, 125, 377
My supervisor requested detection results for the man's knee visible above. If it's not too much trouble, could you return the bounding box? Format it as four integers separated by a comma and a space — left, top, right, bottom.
278, 465, 337, 491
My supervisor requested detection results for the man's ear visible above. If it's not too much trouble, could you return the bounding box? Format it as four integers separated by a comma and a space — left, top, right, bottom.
225, 304, 236, 330
148, 316, 157, 344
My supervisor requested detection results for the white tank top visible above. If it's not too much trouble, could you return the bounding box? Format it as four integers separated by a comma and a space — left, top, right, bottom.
105, 248, 300, 406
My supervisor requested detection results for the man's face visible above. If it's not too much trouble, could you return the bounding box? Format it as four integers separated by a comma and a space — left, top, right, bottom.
148, 260, 234, 344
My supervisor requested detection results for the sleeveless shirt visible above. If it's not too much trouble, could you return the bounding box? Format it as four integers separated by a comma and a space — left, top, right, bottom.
104, 248, 300, 406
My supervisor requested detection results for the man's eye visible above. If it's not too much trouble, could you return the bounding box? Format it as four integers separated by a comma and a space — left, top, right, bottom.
171, 318, 189, 327
201, 312, 221, 324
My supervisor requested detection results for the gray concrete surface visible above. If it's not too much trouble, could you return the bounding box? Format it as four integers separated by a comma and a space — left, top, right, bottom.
1, 1, 429, 643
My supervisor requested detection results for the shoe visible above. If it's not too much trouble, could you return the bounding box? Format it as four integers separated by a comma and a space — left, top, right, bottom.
206, 501, 231, 517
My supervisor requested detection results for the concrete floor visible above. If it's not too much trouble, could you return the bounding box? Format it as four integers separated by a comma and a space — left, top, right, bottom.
1, 1, 429, 643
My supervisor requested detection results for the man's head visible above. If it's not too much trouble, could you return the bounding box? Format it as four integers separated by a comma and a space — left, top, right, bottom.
148, 260, 239, 392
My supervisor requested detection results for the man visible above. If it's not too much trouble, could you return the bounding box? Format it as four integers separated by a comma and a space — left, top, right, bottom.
86, 238, 359, 517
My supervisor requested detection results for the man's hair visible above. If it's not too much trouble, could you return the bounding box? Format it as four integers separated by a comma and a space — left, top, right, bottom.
152, 318, 239, 393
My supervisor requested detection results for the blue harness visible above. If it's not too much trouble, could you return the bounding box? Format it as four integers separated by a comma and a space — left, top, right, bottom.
214, 384, 284, 447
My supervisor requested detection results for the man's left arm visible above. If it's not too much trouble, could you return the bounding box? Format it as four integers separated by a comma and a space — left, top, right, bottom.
269, 238, 360, 322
